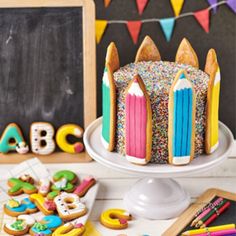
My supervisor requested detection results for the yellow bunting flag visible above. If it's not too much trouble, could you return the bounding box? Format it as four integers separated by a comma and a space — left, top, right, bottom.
170, 0, 185, 16
104, 0, 111, 8
96, 20, 108, 44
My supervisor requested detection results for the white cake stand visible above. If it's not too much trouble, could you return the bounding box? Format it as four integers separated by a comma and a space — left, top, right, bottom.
83, 117, 234, 220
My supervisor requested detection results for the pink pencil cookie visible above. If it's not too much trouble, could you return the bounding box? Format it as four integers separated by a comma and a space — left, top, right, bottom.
73, 176, 96, 197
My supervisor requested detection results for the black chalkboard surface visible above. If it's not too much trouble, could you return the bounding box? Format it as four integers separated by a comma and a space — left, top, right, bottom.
0, 0, 96, 163
163, 188, 236, 236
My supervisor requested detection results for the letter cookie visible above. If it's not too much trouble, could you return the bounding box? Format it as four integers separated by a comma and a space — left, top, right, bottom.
175, 38, 199, 68
30, 193, 54, 215
4, 198, 38, 217
8, 178, 37, 196
54, 192, 87, 221
135, 35, 161, 63
205, 49, 221, 154
4, 215, 35, 236
100, 209, 132, 230
0, 123, 27, 154
73, 176, 96, 197
125, 75, 152, 165
30, 215, 62, 236
38, 178, 51, 196
52, 223, 85, 236
168, 70, 196, 165
30, 122, 56, 155
101, 42, 119, 151
56, 124, 84, 154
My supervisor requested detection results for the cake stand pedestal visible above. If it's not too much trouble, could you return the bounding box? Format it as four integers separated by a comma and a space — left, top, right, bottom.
84, 117, 234, 220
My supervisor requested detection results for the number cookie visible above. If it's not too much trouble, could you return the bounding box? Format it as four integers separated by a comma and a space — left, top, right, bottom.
4, 198, 38, 217
8, 178, 37, 196
4, 215, 35, 236
30, 215, 62, 236
54, 192, 87, 221
100, 209, 132, 230
52, 223, 85, 236
56, 124, 84, 154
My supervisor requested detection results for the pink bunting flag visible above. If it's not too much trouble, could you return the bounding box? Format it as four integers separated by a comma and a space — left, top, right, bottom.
194, 8, 210, 33
136, 0, 149, 15
126, 21, 142, 44
207, 0, 217, 13
227, 0, 236, 13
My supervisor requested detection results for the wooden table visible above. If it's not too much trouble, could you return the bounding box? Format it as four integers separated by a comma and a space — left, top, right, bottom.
0, 144, 235, 236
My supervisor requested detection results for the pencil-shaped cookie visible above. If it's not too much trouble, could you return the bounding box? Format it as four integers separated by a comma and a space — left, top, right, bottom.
101, 42, 120, 151
204, 49, 221, 154
168, 70, 195, 165
125, 75, 152, 165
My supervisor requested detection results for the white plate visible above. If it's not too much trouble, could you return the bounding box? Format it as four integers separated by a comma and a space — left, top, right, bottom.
84, 117, 234, 178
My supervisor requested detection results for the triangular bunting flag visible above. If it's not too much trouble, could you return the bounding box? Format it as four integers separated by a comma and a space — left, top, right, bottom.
170, 0, 184, 16
207, 0, 217, 14
96, 20, 108, 44
104, 0, 111, 8
136, 0, 149, 15
160, 18, 175, 42
126, 21, 142, 44
227, 0, 236, 13
194, 8, 210, 33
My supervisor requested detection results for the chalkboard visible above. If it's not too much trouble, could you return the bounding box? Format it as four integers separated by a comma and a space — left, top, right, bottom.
95, 0, 236, 137
163, 188, 236, 236
0, 0, 96, 163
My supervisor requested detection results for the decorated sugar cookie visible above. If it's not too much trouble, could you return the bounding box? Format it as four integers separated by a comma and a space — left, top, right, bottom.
56, 124, 84, 154
30, 193, 55, 215
54, 192, 87, 221
205, 49, 221, 154
125, 75, 152, 165
8, 178, 37, 196
52, 223, 85, 236
73, 176, 96, 197
100, 209, 132, 230
175, 38, 199, 68
0, 123, 28, 154
38, 178, 51, 196
4, 214, 35, 236
30, 215, 63, 236
168, 70, 196, 165
16, 141, 29, 154
30, 122, 56, 155
19, 174, 34, 184
135, 35, 161, 63
101, 42, 119, 151
4, 198, 38, 217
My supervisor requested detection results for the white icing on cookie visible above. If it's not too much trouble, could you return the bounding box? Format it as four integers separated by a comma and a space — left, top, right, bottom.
38, 178, 50, 195
54, 192, 86, 217
31, 123, 55, 155
18, 215, 35, 226
54, 178, 67, 189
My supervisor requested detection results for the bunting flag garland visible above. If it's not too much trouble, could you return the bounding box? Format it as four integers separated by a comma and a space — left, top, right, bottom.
126, 21, 142, 44
227, 0, 236, 13
160, 18, 175, 42
207, 0, 218, 13
104, 0, 111, 8
96, 20, 108, 44
97, 1, 234, 44
136, 0, 149, 15
170, 0, 185, 16
194, 9, 210, 33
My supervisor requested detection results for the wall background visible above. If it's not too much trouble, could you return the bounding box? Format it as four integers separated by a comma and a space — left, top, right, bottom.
95, 0, 236, 137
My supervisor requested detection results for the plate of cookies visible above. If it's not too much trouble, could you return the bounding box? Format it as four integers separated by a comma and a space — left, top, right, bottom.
0, 158, 99, 236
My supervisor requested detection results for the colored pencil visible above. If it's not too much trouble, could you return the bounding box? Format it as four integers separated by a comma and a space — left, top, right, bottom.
200, 201, 231, 228
191, 197, 223, 226
195, 199, 227, 227
189, 229, 236, 236
181, 224, 235, 235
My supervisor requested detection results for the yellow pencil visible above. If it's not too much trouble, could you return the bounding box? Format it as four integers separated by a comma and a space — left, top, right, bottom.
182, 224, 235, 235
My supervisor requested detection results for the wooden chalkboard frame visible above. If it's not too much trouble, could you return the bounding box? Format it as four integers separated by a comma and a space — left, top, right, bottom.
0, 0, 96, 163
163, 188, 236, 236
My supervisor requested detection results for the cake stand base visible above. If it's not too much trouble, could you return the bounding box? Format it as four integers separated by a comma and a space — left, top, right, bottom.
124, 177, 190, 220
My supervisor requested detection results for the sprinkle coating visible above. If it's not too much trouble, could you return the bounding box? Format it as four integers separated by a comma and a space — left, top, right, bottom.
113, 61, 210, 163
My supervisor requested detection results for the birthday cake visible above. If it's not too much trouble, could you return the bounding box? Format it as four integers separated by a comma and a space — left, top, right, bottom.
101, 36, 220, 165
